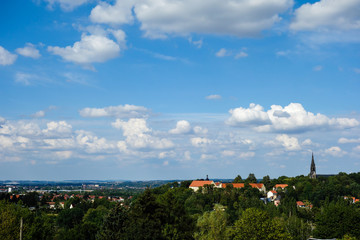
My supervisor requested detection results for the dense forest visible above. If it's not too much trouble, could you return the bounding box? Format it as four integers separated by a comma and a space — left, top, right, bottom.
1, 172, 360, 240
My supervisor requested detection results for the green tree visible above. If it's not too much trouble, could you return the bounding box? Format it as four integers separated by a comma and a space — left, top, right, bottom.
229, 208, 292, 240
195, 204, 228, 240
261, 175, 271, 191
245, 173, 257, 183
97, 203, 129, 240
233, 175, 243, 183
126, 189, 166, 240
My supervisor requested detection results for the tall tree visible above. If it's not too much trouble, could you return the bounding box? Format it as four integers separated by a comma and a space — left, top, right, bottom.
233, 175, 243, 183
245, 173, 257, 183
229, 208, 292, 240
195, 204, 228, 240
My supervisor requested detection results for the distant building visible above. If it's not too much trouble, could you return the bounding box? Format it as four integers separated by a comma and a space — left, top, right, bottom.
310, 153, 316, 179
189, 180, 216, 192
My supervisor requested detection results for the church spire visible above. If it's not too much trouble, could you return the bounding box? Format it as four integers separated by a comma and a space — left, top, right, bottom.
310, 152, 316, 179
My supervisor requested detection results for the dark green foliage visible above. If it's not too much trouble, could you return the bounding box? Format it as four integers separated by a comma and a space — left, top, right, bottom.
314, 200, 360, 239
233, 175, 243, 183
245, 173, 257, 183
97, 204, 129, 240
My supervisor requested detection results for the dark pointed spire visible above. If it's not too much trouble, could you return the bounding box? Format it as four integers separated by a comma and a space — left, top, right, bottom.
310, 152, 316, 179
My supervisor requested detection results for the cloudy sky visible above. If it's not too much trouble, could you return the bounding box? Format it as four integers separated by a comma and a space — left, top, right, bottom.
1, 0, 360, 180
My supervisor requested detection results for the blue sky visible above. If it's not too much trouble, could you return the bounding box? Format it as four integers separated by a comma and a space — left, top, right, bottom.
0, 0, 360, 180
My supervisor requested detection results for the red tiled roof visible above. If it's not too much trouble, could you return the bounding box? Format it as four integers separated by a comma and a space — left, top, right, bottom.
296, 201, 305, 206
275, 184, 288, 188
270, 190, 277, 194
249, 183, 264, 189
189, 180, 213, 187
222, 183, 264, 189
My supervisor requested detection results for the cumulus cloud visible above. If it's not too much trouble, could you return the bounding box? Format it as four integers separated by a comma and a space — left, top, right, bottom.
205, 94, 222, 100
290, 0, 360, 32
169, 120, 192, 134
112, 118, 174, 149
0, 46, 17, 66
89, 0, 292, 38
338, 137, 360, 144
216, 48, 231, 57
324, 146, 347, 157
235, 51, 248, 59
193, 126, 208, 135
31, 110, 45, 118
276, 134, 301, 151
134, 0, 293, 38
48, 34, 121, 66
222, 150, 235, 156
44, 0, 89, 11
227, 103, 359, 133
79, 104, 149, 118
42, 121, 72, 137
90, 0, 134, 25
226, 103, 270, 126
238, 152, 255, 158
191, 137, 212, 147
15, 43, 41, 59
76, 130, 114, 153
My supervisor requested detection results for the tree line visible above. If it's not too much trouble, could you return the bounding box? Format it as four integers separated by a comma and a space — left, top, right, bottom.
1, 172, 360, 239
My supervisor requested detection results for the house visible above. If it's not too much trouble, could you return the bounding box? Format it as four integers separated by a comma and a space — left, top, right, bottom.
274, 184, 288, 190
296, 201, 305, 208
267, 190, 278, 201
344, 196, 360, 204
221, 183, 266, 192
189, 180, 215, 192
47, 202, 56, 209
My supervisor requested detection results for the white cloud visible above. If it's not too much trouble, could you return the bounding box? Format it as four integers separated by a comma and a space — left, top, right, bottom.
205, 94, 222, 100
31, 110, 45, 118
222, 150, 235, 156
79, 104, 149, 118
112, 118, 174, 149
200, 154, 215, 160
227, 103, 359, 133
188, 38, 203, 48
15, 73, 33, 86
76, 130, 114, 153
239, 152, 255, 158
324, 146, 347, 157
134, 0, 293, 38
226, 103, 270, 126
191, 137, 212, 147
90, 0, 134, 25
43, 121, 72, 137
44, 0, 89, 11
235, 51, 248, 59
276, 134, 301, 151
290, 0, 360, 32
354, 145, 360, 152
169, 120, 192, 134
302, 138, 313, 146
338, 137, 360, 144
193, 126, 208, 135
216, 48, 231, 57
15, 43, 41, 59
0, 46, 17, 66
48, 34, 121, 65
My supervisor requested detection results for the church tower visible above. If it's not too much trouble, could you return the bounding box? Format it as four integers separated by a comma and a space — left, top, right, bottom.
310, 153, 316, 179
